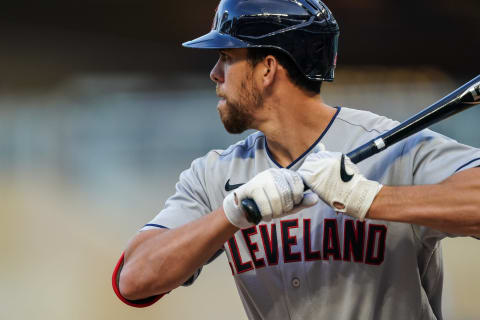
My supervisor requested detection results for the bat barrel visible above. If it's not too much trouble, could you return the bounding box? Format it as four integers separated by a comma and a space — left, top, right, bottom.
351, 74, 480, 161
381, 75, 480, 148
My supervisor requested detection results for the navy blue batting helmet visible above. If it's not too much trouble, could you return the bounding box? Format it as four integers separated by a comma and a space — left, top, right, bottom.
183, 0, 340, 82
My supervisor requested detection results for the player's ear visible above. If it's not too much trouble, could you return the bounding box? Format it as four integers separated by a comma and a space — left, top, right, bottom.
260, 55, 278, 87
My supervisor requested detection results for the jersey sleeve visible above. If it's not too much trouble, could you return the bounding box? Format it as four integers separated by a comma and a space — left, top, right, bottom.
406, 130, 480, 241
142, 156, 213, 230
409, 129, 480, 185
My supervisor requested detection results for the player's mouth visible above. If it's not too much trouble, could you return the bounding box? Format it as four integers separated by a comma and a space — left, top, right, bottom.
216, 88, 226, 99
217, 99, 226, 110
216, 93, 227, 109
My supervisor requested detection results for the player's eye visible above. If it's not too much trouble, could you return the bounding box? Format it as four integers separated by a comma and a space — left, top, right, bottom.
219, 51, 230, 62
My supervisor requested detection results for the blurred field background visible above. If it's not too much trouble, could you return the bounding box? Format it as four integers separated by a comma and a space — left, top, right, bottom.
1, 1, 479, 320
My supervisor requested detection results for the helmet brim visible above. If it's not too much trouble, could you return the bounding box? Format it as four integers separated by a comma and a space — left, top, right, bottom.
182, 30, 250, 49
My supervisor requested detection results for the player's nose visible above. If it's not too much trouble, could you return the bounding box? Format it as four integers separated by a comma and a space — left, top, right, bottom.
210, 59, 224, 84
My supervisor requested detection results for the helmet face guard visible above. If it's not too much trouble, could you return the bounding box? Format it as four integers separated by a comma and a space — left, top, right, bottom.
183, 0, 339, 82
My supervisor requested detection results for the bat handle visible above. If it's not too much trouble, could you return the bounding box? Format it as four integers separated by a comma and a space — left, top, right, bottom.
346, 140, 382, 164
241, 199, 262, 225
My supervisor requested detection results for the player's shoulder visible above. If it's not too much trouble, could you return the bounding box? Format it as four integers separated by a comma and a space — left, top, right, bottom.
333, 107, 451, 152
336, 107, 400, 134
335, 107, 454, 145
185, 131, 263, 185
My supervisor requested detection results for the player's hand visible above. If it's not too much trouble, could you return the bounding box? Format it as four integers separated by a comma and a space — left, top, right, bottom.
297, 151, 383, 221
223, 168, 319, 228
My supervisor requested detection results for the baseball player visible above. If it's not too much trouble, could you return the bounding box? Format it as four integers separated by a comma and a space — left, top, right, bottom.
112, 0, 480, 319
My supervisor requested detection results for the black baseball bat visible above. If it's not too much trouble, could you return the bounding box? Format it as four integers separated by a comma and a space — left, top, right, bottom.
242, 75, 480, 224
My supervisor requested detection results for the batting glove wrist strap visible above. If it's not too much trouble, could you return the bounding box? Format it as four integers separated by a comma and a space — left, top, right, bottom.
223, 192, 251, 229
298, 152, 382, 221
347, 180, 383, 220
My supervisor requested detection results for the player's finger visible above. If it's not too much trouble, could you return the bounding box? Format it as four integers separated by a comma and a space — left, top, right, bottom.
290, 191, 319, 214
301, 191, 319, 207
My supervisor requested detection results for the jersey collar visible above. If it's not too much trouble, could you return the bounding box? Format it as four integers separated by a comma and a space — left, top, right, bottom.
265, 106, 341, 169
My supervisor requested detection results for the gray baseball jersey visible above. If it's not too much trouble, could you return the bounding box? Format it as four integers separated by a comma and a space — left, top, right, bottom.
142, 107, 480, 320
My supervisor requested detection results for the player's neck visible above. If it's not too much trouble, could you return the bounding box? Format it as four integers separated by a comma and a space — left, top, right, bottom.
258, 95, 337, 168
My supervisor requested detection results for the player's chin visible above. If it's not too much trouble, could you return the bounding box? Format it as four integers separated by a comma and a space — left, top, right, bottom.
219, 111, 249, 134
222, 122, 247, 134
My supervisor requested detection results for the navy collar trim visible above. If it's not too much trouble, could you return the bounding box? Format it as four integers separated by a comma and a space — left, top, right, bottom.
266, 106, 341, 169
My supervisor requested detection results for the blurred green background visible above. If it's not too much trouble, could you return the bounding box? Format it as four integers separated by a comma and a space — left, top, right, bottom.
1, 1, 479, 319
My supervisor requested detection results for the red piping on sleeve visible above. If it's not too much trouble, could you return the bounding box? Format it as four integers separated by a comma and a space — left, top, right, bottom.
112, 252, 166, 308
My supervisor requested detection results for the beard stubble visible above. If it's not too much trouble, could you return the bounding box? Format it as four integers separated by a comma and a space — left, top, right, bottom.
217, 75, 264, 134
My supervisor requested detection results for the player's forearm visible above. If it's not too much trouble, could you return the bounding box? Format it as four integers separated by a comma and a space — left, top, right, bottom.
367, 168, 480, 236
119, 207, 238, 300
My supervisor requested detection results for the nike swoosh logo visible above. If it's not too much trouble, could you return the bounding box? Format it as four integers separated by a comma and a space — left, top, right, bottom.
340, 154, 354, 182
225, 179, 244, 191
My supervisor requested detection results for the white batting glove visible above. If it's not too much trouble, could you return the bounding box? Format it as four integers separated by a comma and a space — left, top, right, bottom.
223, 168, 319, 229
297, 151, 382, 221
